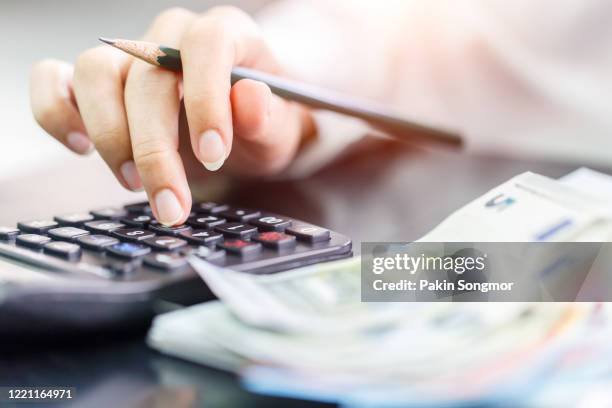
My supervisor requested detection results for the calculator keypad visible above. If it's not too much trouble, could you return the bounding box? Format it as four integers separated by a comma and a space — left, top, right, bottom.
144, 252, 188, 270
16, 234, 52, 249
192, 202, 229, 214
107, 242, 151, 258
17, 220, 58, 234
124, 201, 152, 215
0, 227, 19, 241
76, 234, 119, 251
54, 213, 95, 226
2, 201, 351, 282
219, 208, 261, 222
218, 239, 261, 257
286, 223, 331, 243
187, 215, 226, 229
249, 215, 292, 231
112, 228, 155, 242
121, 214, 153, 227
90, 207, 128, 220
190, 246, 226, 262
179, 229, 223, 245
85, 220, 126, 234
252, 231, 296, 250
215, 222, 258, 239
48, 227, 89, 242
143, 236, 188, 251
44, 241, 82, 260
148, 222, 191, 236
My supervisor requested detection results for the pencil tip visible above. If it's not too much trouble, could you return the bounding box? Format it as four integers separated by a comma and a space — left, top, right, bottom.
98, 37, 116, 45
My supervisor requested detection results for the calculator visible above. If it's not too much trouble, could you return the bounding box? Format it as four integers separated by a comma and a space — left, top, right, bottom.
0, 201, 352, 336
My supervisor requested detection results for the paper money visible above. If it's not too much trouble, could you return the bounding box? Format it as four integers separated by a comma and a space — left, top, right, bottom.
239, 303, 605, 407
148, 301, 248, 372
149, 299, 599, 405
148, 168, 612, 407
189, 255, 417, 335
421, 172, 612, 242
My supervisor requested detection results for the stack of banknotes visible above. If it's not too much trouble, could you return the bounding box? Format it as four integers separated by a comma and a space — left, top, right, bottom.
148, 168, 612, 407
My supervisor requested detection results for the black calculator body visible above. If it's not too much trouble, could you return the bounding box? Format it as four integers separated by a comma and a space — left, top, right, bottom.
0, 202, 352, 337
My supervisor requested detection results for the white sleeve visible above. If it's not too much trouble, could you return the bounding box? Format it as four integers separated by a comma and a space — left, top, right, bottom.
256, 0, 612, 175
256, 0, 410, 177
284, 111, 369, 178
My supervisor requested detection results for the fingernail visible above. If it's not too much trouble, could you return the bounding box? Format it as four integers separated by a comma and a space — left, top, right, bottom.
198, 130, 226, 171
120, 161, 143, 191
67, 131, 93, 154
154, 188, 184, 226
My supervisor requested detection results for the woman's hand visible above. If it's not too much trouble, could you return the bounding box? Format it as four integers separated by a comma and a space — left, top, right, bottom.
30, 6, 314, 225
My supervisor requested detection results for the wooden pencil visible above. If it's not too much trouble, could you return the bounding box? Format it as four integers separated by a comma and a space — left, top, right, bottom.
99, 37, 462, 148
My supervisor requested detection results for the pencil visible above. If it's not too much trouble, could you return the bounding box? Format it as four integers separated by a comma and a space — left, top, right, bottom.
99, 37, 462, 148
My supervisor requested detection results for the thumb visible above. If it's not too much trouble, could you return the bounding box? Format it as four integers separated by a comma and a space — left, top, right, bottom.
229, 78, 312, 175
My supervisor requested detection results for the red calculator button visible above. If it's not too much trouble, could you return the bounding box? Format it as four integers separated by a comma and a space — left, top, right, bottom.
252, 232, 296, 250
218, 239, 261, 257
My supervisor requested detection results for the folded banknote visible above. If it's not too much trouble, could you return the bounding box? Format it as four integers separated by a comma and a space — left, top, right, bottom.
148, 168, 612, 407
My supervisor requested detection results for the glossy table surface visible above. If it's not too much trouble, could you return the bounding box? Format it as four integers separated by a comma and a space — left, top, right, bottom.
0, 139, 592, 407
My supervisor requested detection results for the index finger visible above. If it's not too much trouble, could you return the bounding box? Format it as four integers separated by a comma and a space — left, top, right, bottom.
125, 8, 196, 225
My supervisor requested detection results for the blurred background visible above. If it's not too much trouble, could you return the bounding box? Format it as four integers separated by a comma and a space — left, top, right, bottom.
0, 0, 269, 185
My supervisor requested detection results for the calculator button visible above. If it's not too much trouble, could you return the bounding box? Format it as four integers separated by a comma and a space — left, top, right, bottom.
16, 234, 52, 249
148, 221, 191, 236
48, 227, 89, 242
218, 239, 261, 257
143, 236, 188, 251
103, 259, 140, 276
179, 229, 223, 245
107, 242, 151, 258
90, 207, 128, 220
124, 201, 153, 214
252, 232, 296, 250
144, 252, 188, 270
76, 234, 119, 251
121, 214, 153, 227
192, 202, 229, 214
17, 220, 58, 234
0, 227, 19, 241
187, 215, 226, 229
286, 223, 331, 243
84, 220, 126, 234
190, 246, 226, 263
43, 241, 81, 260
215, 223, 258, 239
112, 228, 155, 242
218, 208, 261, 222
54, 213, 95, 226
249, 215, 292, 231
